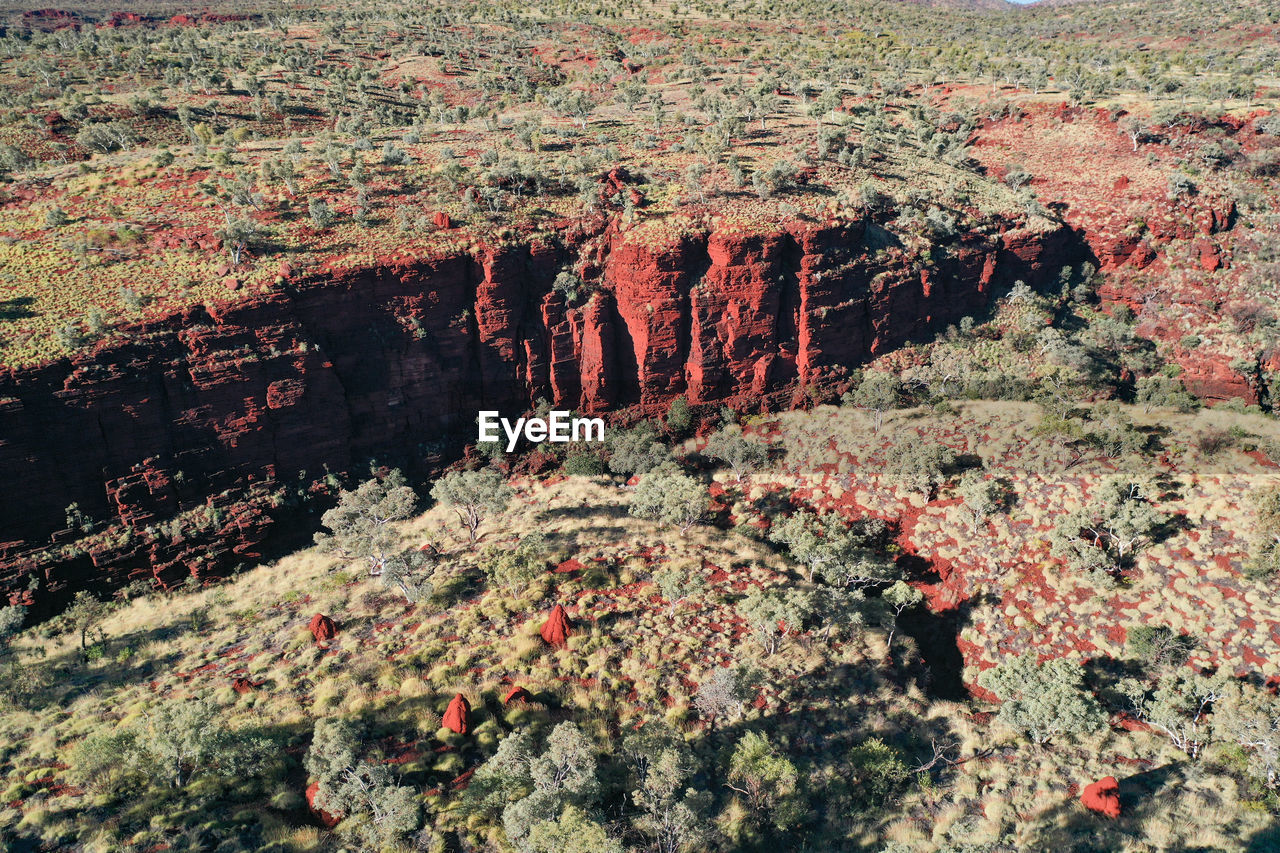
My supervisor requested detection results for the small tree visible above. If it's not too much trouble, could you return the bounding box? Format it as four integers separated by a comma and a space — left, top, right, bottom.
844, 372, 901, 432
887, 440, 957, 499
702, 427, 770, 481
63, 590, 109, 653
495, 723, 603, 849
652, 560, 709, 616
1126, 624, 1196, 673
306, 717, 420, 847
665, 396, 694, 437
1215, 680, 1280, 791
955, 470, 1014, 528
622, 724, 713, 853
629, 465, 707, 534
607, 422, 672, 475
0, 604, 25, 653
75, 120, 137, 154
308, 197, 335, 228
880, 580, 924, 651
431, 467, 514, 544
526, 805, 624, 853
315, 471, 429, 601
736, 587, 816, 654
1135, 375, 1199, 413
1120, 115, 1146, 151
215, 214, 264, 267
846, 738, 910, 809
1245, 484, 1280, 579
144, 697, 271, 788
977, 653, 1106, 746
1119, 670, 1226, 758
1051, 475, 1167, 579
481, 531, 549, 594
726, 731, 805, 830
74, 696, 270, 792
767, 510, 891, 586
693, 665, 743, 728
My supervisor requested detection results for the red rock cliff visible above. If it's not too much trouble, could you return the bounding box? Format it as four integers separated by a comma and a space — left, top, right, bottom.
0, 216, 1075, 606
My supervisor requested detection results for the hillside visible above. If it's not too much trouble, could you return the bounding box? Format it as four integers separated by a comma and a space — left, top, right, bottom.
0, 0, 1278, 850
2, 403, 1279, 850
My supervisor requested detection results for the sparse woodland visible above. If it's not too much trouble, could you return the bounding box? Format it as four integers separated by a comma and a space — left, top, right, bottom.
0, 0, 1279, 850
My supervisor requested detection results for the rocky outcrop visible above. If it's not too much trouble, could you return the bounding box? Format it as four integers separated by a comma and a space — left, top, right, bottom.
309, 614, 337, 643
1081, 776, 1122, 818
540, 603, 573, 646
504, 685, 533, 704
442, 693, 471, 734
0, 215, 1077, 607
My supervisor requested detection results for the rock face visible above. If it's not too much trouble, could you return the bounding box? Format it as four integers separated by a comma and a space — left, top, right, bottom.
0, 217, 1078, 608
540, 603, 572, 646
309, 613, 337, 643
1081, 776, 1122, 818
442, 693, 471, 734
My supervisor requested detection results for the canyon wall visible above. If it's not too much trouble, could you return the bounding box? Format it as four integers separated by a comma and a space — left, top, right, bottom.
0, 216, 1076, 605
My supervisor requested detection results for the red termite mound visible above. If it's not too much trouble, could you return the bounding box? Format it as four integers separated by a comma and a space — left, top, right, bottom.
504, 685, 533, 704
540, 604, 572, 646
309, 613, 337, 643
442, 693, 471, 734
1081, 776, 1122, 818
305, 781, 341, 828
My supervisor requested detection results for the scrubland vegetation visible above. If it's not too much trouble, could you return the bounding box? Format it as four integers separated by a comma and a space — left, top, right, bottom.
2, 0, 1280, 849
4, 371, 1280, 850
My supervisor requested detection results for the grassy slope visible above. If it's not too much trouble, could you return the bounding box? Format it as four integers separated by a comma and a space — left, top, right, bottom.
2, 401, 1278, 850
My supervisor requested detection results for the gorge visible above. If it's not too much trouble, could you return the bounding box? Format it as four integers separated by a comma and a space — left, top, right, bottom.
0, 212, 1078, 608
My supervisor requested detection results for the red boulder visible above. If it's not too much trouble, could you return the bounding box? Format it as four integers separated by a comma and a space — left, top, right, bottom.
540, 604, 572, 646
1081, 776, 1121, 818
305, 781, 341, 828
433, 211, 452, 230
309, 613, 337, 643
504, 685, 533, 705
231, 677, 255, 695
1196, 238, 1223, 271
442, 693, 471, 734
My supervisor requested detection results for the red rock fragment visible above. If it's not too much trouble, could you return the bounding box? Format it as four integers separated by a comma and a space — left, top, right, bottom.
442, 693, 471, 734
1081, 776, 1121, 818
433, 211, 452, 229
504, 685, 533, 704
1196, 238, 1222, 271
540, 604, 572, 646
305, 781, 341, 828
309, 613, 337, 642
231, 677, 254, 694
265, 378, 305, 409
